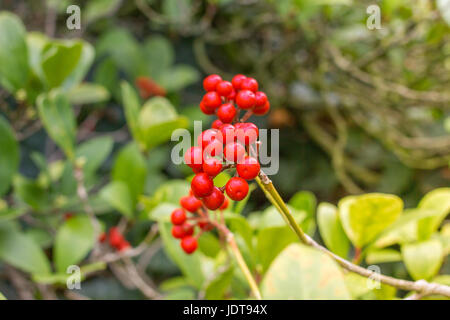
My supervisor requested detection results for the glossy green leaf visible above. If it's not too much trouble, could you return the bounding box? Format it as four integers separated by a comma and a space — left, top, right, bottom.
339, 193, 403, 248
365, 248, 402, 264
261, 244, 350, 299
257, 226, 297, 273
37, 91, 76, 159
0, 116, 20, 196
0, 12, 29, 93
317, 202, 350, 258
112, 142, 147, 205
76, 135, 113, 175
54, 215, 95, 273
138, 96, 189, 151
158, 221, 204, 289
158, 65, 199, 91
205, 267, 234, 300
120, 81, 143, 145
100, 181, 133, 218
0, 225, 51, 275
143, 36, 174, 79
417, 188, 450, 240
402, 239, 443, 281
67, 83, 110, 105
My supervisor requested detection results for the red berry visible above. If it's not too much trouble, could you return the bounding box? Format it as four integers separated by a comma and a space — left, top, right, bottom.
109, 227, 124, 248
216, 81, 233, 96
202, 187, 225, 210
236, 90, 256, 109
197, 129, 218, 150
220, 197, 229, 210
180, 195, 202, 213
225, 177, 249, 201
253, 100, 270, 115
218, 124, 235, 144
202, 157, 223, 177
241, 77, 258, 92
236, 156, 260, 180
99, 232, 107, 243
181, 236, 198, 254
171, 208, 187, 225
191, 173, 214, 198
203, 92, 222, 109
227, 89, 236, 100
254, 91, 267, 107
211, 119, 223, 129
172, 225, 185, 239
184, 146, 203, 172
203, 74, 222, 92
223, 142, 246, 163
203, 139, 223, 157
231, 74, 247, 90
200, 100, 215, 115
182, 223, 195, 237
217, 103, 237, 123
235, 122, 259, 145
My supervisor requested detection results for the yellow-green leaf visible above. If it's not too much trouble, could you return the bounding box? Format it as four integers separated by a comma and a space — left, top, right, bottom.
317, 202, 350, 258
402, 239, 443, 281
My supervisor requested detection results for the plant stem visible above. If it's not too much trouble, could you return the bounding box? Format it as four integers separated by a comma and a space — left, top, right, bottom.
255, 172, 450, 298
226, 233, 262, 300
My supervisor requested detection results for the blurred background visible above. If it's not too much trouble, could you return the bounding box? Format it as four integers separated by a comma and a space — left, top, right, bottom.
0, 0, 449, 300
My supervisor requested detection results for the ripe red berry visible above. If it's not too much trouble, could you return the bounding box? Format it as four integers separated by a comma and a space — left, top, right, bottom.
197, 129, 218, 150
109, 227, 124, 247
202, 91, 222, 109
200, 100, 215, 115
203, 74, 222, 92
184, 146, 203, 172
235, 122, 259, 145
236, 156, 260, 180
236, 90, 256, 109
198, 221, 214, 231
202, 187, 225, 210
172, 225, 185, 239
241, 77, 258, 92
182, 223, 195, 237
216, 81, 233, 96
227, 89, 236, 100
211, 119, 223, 129
203, 139, 223, 157
220, 197, 229, 210
253, 100, 270, 115
223, 142, 246, 163
191, 173, 214, 198
171, 208, 187, 225
231, 74, 247, 90
218, 124, 235, 144
180, 195, 202, 213
217, 103, 237, 123
254, 91, 267, 107
225, 177, 249, 201
202, 157, 223, 177
181, 236, 198, 254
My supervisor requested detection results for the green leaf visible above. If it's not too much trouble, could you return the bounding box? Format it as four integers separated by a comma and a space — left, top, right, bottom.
158, 221, 204, 289
148, 202, 178, 221
0, 12, 29, 93
84, 0, 122, 24
339, 193, 403, 248
258, 205, 306, 229
198, 232, 221, 258
402, 239, 443, 281
13, 175, 50, 211
37, 91, 76, 159
317, 202, 350, 258
0, 292, 5, 300
0, 207, 26, 222
205, 267, 234, 300
162, 0, 192, 25
60, 41, 94, 90
0, 116, 19, 196
76, 135, 113, 175
41, 40, 83, 88
67, 83, 110, 105
158, 65, 199, 91
54, 215, 95, 273
261, 244, 350, 299
0, 225, 51, 275
417, 188, 450, 240
256, 226, 298, 273
143, 36, 174, 79
112, 142, 147, 205
120, 81, 143, 145
365, 248, 402, 264
152, 180, 190, 206
138, 96, 189, 151
100, 181, 133, 218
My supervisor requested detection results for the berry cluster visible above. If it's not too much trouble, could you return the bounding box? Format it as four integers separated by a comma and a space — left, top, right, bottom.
99, 227, 131, 252
171, 74, 269, 254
